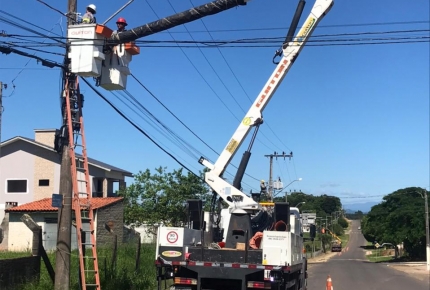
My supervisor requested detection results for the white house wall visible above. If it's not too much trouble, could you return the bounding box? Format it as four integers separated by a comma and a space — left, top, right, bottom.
8, 212, 93, 252
7, 212, 42, 251
0, 142, 35, 222
132, 224, 157, 244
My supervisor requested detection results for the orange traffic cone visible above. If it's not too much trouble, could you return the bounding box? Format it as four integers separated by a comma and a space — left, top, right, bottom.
326, 275, 333, 290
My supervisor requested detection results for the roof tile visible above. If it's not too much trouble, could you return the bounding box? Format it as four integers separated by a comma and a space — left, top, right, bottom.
6, 197, 123, 212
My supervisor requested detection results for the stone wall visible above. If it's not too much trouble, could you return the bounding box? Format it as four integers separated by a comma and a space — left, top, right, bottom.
96, 200, 124, 246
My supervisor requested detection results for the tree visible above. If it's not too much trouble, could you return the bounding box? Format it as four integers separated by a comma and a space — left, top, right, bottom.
119, 167, 210, 234
361, 187, 428, 260
338, 217, 348, 228
273, 192, 342, 217
345, 210, 364, 220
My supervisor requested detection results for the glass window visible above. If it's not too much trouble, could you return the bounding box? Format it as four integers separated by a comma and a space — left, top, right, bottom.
7, 179, 28, 193
39, 179, 50, 186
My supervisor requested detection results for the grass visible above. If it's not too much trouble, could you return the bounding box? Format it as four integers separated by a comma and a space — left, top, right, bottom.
10, 242, 158, 290
365, 247, 395, 263
0, 250, 32, 259
340, 234, 349, 246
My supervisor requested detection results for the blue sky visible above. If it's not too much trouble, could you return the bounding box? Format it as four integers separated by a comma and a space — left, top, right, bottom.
1, 0, 429, 210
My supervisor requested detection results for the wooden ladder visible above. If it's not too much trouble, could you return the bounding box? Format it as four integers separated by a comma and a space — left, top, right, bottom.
64, 74, 100, 289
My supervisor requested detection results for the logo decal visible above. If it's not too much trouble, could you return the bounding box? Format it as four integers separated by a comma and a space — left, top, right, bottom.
166, 231, 179, 244
242, 117, 252, 126
162, 251, 182, 258
294, 17, 316, 45
226, 139, 239, 154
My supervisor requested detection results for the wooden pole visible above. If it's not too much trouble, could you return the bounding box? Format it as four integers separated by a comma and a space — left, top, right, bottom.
55, 0, 77, 289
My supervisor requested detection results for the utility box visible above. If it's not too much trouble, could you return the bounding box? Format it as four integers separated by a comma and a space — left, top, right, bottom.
68, 24, 112, 77
273, 180, 283, 190
99, 42, 140, 90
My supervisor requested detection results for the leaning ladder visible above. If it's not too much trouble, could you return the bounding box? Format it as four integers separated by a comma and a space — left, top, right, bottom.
64, 74, 101, 289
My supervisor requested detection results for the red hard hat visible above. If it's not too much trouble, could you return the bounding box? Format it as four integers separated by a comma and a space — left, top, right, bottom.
116, 17, 128, 26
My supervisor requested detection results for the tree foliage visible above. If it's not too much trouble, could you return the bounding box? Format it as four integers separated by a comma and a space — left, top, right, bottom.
361, 187, 428, 260
273, 191, 342, 218
119, 167, 210, 233
345, 210, 364, 220
338, 217, 348, 228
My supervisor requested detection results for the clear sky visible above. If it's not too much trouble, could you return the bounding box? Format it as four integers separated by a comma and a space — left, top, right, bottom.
1, 0, 429, 210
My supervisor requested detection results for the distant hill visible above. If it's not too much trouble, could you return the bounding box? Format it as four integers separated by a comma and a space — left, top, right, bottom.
343, 201, 379, 214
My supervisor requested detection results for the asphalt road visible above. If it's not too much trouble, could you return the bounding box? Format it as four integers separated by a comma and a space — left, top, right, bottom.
306, 220, 429, 290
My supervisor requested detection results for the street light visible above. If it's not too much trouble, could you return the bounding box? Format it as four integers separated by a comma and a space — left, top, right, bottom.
272, 178, 302, 202
295, 202, 306, 208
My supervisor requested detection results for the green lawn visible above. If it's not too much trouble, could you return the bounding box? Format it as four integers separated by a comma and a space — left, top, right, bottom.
0, 250, 32, 259
6, 243, 158, 290
366, 249, 395, 262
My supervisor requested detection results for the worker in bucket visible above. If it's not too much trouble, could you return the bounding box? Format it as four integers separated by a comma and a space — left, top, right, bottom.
260, 180, 267, 194
113, 17, 128, 34
82, 4, 97, 24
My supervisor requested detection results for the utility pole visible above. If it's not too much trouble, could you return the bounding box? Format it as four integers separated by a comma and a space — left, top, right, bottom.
54, 0, 76, 289
264, 151, 292, 201
0, 81, 3, 157
423, 188, 429, 271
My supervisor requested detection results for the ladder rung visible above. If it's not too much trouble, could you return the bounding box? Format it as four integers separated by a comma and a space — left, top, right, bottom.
81, 217, 92, 220
83, 256, 97, 259
82, 243, 95, 246
77, 179, 88, 182
85, 284, 99, 287
84, 269, 97, 272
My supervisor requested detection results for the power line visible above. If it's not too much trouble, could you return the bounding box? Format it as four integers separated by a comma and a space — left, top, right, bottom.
82, 77, 205, 181
6, 28, 429, 44
130, 73, 260, 185
162, 20, 430, 34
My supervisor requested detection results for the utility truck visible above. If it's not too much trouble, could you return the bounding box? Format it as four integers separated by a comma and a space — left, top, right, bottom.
154, 0, 334, 289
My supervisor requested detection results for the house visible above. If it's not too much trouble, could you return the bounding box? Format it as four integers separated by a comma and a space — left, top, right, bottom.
0, 129, 133, 222
1, 197, 124, 251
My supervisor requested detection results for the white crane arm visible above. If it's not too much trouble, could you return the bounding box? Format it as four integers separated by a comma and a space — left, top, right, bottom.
199, 0, 334, 209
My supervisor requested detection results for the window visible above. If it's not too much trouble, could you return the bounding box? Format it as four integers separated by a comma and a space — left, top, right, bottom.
6, 179, 28, 193
39, 179, 50, 186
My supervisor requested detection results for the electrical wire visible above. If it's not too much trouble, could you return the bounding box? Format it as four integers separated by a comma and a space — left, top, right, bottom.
162, 20, 430, 34
130, 74, 216, 158
81, 77, 205, 181
129, 73, 260, 187
187, 0, 291, 156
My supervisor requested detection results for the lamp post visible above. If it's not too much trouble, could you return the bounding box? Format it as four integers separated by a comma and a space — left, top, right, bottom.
272, 178, 302, 202
281, 177, 302, 202
295, 202, 306, 208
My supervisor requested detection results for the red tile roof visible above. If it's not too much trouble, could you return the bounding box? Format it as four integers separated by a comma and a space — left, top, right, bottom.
6, 197, 123, 212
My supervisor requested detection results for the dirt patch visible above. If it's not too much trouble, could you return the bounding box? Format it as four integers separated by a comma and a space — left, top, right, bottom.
308, 251, 339, 264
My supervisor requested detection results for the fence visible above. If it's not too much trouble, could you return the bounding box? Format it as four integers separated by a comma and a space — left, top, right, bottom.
0, 256, 41, 290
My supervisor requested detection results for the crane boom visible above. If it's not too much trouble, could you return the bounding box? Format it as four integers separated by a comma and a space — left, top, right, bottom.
199, 0, 334, 210
111, 0, 250, 43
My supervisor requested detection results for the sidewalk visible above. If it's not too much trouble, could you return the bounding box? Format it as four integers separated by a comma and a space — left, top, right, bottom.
386, 263, 430, 282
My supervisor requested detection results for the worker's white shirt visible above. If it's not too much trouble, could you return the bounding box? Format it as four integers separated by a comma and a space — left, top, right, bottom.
82, 12, 95, 24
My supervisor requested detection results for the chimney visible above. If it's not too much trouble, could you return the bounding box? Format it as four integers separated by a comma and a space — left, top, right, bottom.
34, 129, 57, 148
5, 202, 18, 209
